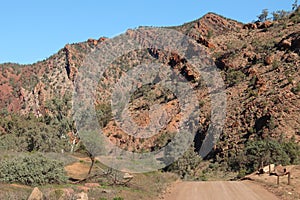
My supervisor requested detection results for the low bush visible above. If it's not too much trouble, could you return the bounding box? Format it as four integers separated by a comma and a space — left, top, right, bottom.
225, 69, 246, 87
164, 147, 202, 180
0, 153, 67, 186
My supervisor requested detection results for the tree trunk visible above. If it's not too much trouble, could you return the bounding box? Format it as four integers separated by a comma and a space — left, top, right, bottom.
88, 156, 95, 175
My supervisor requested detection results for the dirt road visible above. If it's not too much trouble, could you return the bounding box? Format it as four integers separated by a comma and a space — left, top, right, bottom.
163, 181, 279, 200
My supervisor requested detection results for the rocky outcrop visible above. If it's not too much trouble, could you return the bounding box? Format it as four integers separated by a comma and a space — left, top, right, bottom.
291, 34, 300, 53
98, 37, 107, 42
257, 20, 273, 29
64, 44, 78, 82
243, 23, 257, 30
277, 31, 300, 54
0, 9, 299, 167
196, 36, 215, 48
243, 21, 273, 29
192, 13, 242, 36
87, 38, 98, 46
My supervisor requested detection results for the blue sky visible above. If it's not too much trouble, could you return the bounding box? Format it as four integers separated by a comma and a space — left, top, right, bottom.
0, 0, 295, 64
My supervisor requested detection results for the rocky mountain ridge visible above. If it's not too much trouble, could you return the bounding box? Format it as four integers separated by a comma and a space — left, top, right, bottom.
0, 10, 299, 163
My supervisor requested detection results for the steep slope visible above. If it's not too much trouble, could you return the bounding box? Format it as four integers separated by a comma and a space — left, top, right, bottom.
0, 11, 299, 168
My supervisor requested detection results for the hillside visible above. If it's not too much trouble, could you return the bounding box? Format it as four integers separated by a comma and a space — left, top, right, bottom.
0, 8, 299, 199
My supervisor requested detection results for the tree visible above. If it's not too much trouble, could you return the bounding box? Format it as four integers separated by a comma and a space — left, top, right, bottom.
272, 10, 289, 21
272, 12, 280, 21
292, 0, 298, 11
228, 138, 300, 174
258, 9, 269, 22
164, 147, 202, 179
0, 114, 70, 152
79, 130, 106, 175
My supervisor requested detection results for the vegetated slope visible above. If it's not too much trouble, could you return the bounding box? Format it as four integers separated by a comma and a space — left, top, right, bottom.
0, 9, 299, 170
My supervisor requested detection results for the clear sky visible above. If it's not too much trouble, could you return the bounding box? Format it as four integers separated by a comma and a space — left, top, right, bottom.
0, 0, 295, 64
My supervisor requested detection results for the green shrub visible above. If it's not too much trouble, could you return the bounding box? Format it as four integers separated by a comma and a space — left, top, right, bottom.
282, 137, 300, 164
225, 69, 246, 87
0, 153, 67, 186
113, 197, 124, 200
291, 83, 300, 94
237, 169, 247, 179
228, 138, 300, 174
0, 114, 70, 152
164, 147, 202, 179
95, 103, 113, 128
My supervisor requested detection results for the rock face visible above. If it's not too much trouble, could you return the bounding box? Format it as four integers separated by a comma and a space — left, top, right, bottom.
64, 44, 78, 82
87, 38, 98, 46
277, 31, 300, 54
28, 187, 43, 200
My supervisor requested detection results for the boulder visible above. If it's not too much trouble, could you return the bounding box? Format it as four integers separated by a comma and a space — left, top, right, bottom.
207, 42, 216, 49
28, 187, 43, 200
87, 38, 98, 46
247, 67, 258, 77
243, 23, 257, 30
123, 173, 134, 179
264, 55, 274, 65
263, 21, 273, 28
278, 39, 292, 50
74, 192, 88, 200
283, 52, 298, 63
258, 21, 273, 29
